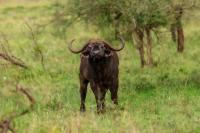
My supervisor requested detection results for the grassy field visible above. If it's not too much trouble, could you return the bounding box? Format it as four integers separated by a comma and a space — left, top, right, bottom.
0, 1, 200, 133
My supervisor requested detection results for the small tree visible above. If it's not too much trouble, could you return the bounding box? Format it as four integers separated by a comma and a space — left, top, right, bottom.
168, 0, 200, 53
120, 0, 168, 66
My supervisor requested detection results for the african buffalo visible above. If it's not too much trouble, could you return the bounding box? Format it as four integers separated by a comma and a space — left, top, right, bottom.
68, 37, 125, 113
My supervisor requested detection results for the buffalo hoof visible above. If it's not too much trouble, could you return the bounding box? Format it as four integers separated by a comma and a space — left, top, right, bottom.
97, 107, 106, 114
97, 110, 105, 114
80, 108, 86, 112
80, 105, 86, 112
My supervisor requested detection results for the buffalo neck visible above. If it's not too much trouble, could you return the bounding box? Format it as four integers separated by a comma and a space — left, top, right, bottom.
89, 57, 110, 75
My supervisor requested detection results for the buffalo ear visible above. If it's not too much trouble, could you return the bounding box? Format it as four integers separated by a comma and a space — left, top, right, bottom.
105, 48, 113, 57
81, 50, 89, 58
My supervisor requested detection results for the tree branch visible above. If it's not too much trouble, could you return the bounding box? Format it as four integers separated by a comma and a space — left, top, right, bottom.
25, 22, 45, 71
0, 84, 36, 133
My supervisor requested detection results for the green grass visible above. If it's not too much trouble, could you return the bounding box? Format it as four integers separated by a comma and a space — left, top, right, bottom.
0, 1, 200, 133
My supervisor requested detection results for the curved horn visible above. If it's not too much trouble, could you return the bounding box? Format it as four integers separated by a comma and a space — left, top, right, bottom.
68, 39, 88, 54
104, 36, 125, 51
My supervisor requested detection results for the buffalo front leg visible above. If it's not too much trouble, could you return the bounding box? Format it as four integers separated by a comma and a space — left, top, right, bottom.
91, 83, 106, 113
97, 89, 107, 113
80, 78, 88, 112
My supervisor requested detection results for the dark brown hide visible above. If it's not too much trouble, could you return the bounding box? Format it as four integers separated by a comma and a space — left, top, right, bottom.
69, 38, 124, 113
80, 50, 119, 113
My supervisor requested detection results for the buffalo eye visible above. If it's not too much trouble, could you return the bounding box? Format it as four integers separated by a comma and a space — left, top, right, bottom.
82, 50, 89, 56
105, 49, 111, 54
88, 44, 93, 48
99, 45, 104, 49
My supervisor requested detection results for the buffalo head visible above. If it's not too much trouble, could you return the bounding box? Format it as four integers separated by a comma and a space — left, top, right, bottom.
68, 36, 125, 60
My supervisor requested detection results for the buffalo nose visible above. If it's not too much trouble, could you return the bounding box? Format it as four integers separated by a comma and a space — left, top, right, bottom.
93, 50, 100, 54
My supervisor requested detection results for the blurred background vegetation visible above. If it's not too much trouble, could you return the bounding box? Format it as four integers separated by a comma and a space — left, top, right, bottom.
0, 0, 200, 133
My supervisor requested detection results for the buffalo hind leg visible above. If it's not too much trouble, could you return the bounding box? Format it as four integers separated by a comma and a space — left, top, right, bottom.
80, 78, 88, 112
